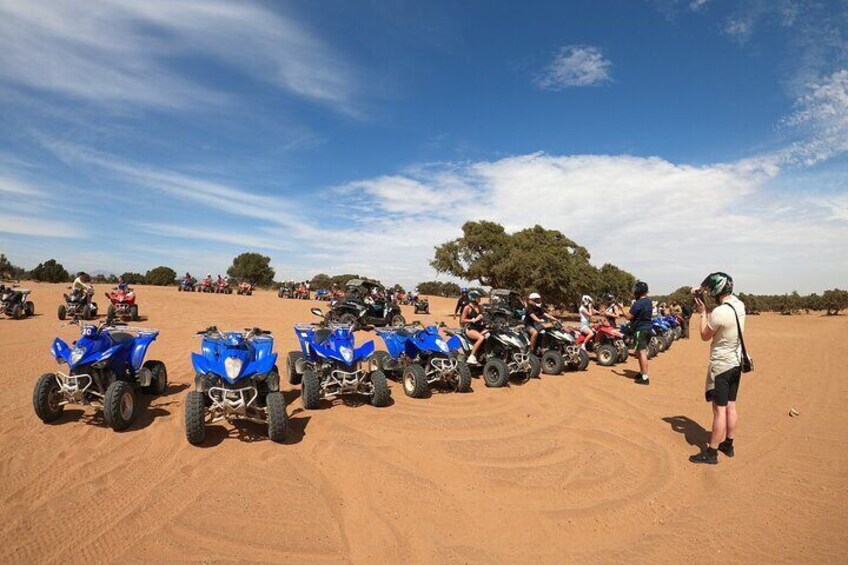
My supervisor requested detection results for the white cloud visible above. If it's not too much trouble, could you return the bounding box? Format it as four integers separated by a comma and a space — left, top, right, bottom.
536, 45, 612, 90
0, 0, 360, 114
782, 69, 848, 165
0, 213, 83, 238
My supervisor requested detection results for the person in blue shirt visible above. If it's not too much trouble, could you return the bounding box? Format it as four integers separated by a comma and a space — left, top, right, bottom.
622, 280, 652, 385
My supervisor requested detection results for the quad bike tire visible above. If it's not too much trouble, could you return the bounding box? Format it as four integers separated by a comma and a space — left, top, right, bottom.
576, 348, 591, 371
527, 354, 542, 379
58, 305, 66, 321
265, 391, 288, 443
184, 391, 206, 445
648, 339, 659, 359
455, 361, 472, 392
402, 364, 428, 398
33, 373, 64, 423
12, 304, 23, 319
286, 351, 303, 385
655, 335, 667, 353
25, 301, 34, 317
130, 305, 139, 321
541, 350, 565, 375
107, 305, 116, 322
616, 344, 629, 363
301, 369, 321, 410
370, 370, 391, 407
142, 360, 168, 395
178, 286, 182, 292
482, 358, 509, 388
390, 314, 406, 326
82, 304, 93, 320
103, 381, 137, 431
370, 351, 391, 375
596, 343, 618, 366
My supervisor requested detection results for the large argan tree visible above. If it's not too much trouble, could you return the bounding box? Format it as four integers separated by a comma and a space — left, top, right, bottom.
227, 253, 275, 286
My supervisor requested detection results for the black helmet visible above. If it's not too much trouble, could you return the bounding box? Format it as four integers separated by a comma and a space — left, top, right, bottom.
701, 272, 733, 298
603, 292, 615, 303
633, 280, 648, 298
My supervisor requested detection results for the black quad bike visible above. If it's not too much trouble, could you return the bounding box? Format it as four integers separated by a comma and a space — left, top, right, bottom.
327, 279, 405, 329
413, 297, 430, 314
486, 289, 526, 326
1, 285, 35, 319
527, 322, 590, 374
59, 288, 98, 320
443, 319, 541, 388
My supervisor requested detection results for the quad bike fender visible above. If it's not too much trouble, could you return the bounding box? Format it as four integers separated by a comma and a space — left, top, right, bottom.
51, 338, 72, 363
354, 340, 375, 362
413, 331, 451, 355
191, 352, 217, 376
129, 334, 158, 372
378, 332, 407, 359
244, 352, 278, 378
90, 344, 124, 367
446, 335, 463, 352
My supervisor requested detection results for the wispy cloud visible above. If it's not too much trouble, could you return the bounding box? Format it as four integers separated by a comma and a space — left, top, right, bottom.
0, 0, 361, 115
535, 45, 612, 90
782, 69, 848, 165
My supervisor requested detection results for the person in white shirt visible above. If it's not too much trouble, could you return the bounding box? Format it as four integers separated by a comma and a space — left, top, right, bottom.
578, 295, 597, 345
690, 272, 746, 465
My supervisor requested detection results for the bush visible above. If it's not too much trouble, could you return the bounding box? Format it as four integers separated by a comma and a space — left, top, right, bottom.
416, 281, 462, 297
310, 273, 333, 290
30, 259, 69, 283
145, 266, 177, 286
0, 254, 26, 280
227, 253, 275, 287
120, 272, 147, 285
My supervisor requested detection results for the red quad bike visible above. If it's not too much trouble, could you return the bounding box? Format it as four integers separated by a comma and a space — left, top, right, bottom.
566, 323, 628, 366
214, 279, 232, 295
105, 287, 139, 323
237, 281, 255, 296
293, 285, 310, 300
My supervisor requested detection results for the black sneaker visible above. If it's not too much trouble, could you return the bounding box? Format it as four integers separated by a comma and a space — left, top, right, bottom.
689, 449, 718, 465
718, 441, 735, 458
634, 377, 649, 385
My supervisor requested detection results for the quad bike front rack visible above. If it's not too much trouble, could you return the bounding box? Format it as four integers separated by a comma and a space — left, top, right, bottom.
206, 385, 267, 425
54, 371, 103, 408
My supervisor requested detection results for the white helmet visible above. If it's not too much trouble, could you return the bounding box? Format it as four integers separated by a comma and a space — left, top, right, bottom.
528, 292, 541, 301
582, 295, 593, 306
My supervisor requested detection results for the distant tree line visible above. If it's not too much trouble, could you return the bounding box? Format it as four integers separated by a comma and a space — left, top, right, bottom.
654, 286, 848, 316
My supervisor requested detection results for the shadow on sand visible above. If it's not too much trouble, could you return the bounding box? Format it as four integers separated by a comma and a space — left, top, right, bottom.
662, 416, 710, 451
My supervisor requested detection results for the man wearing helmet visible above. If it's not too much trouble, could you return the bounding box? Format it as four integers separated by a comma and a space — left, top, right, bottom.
524, 292, 557, 351
578, 295, 597, 345
454, 287, 470, 317
689, 272, 747, 465
621, 281, 652, 385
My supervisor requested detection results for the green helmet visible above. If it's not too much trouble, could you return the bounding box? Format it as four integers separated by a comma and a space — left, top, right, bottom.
701, 272, 734, 298
468, 290, 481, 300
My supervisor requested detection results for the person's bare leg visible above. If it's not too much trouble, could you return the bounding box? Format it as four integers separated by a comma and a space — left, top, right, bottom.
726, 401, 737, 440
637, 349, 648, 375
529, 328, 539, 351
710, 403, 727, 449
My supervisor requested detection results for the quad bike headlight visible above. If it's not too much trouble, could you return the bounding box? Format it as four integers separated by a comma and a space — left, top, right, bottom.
435, 339, 449, 353
224, 356, 243, 381
70, 346, 85, 365
339, 346, 353, 364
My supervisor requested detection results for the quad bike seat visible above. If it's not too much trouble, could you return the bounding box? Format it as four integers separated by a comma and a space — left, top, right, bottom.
314, 328, 332, 345
109, 332, 135, 345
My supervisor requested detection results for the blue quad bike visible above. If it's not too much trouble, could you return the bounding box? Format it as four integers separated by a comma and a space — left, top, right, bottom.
286, 308, 391, 409
184, 327, 287, 445
32, 321, 167, 431
660, 314, 683, 340
373, 324, 471, 398
618, 322, 659, 359
652, 317, 674, 352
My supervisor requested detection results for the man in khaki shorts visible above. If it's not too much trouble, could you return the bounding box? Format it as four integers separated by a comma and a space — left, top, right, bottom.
690, 272, 746, 465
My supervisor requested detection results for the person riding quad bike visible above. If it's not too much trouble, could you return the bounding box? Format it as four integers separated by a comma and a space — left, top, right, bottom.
1, 284, 35, 319
179, 272, 196, 292
59, 273, 97, 320
486, 289, 526, 326
524, 292, 558, 352
105, 282, 138, 322
328, 279, 405, 328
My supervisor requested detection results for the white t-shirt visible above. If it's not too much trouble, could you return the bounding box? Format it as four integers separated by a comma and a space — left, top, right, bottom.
579, 306, 592, 328
706, 295, 746, 380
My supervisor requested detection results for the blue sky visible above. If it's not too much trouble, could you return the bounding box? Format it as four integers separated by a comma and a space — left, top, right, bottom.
1, 0, 846, 293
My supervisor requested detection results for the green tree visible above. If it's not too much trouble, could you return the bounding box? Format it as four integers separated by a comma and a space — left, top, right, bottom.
598, 263, 637, 301
416, 281, 461, 297
803, 293, 823, 312
227, 253, 275, 286
822, 289, 848, 315
391, 283, 405, 294
120, 272, 147, 285
310, 273, 333, 289
145, 266, 177, 286
0, 254, 26, 279
432, 222, 627, 307
330, 273, 365, 287
30, 259, 69, 283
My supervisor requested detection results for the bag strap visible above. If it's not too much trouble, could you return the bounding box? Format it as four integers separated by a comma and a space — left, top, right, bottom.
725, 302, 749, 362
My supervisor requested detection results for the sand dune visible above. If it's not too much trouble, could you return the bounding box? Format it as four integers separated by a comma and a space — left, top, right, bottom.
1, 282, 846, 564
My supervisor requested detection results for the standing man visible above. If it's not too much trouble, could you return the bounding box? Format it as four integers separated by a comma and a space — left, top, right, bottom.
621, 281, 652, 385
679, 299, 692, 339
689, 272, 746, 465
454, 287, 470, 317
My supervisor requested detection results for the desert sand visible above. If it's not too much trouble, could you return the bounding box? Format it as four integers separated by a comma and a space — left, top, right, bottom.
1, 282, 846, 564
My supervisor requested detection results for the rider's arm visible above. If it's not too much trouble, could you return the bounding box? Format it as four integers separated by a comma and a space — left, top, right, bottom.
460, 305, 478, 325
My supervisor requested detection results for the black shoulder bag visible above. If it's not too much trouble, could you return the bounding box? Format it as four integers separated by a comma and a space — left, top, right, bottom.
726, 303, 753, 373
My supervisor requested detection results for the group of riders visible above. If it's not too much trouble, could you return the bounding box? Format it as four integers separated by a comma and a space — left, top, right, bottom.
454, 284, 691, 366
